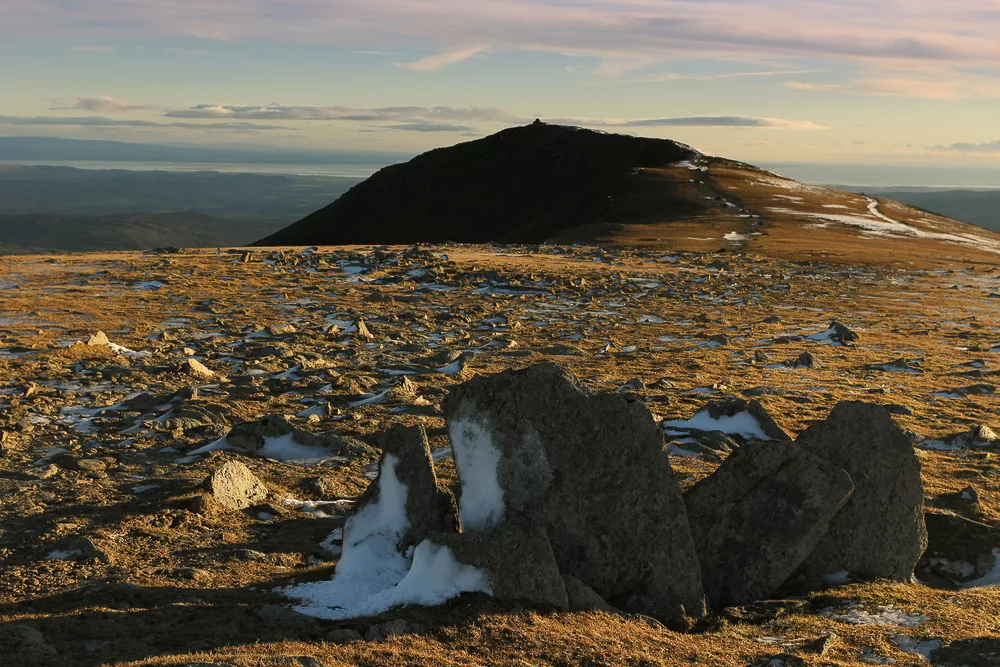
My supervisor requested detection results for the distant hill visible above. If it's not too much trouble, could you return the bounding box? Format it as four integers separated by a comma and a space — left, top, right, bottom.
0, 212, 285, 254
256, 122, 698, 246
0, 164, 361, 218
257, 122, 1000, 267
0, 136, 410, 166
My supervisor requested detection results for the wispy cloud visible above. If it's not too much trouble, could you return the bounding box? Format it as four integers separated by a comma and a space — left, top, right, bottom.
70, 44, 115, 53
53, 96, 158, 113
933, 140, 1000, 154
615, 69, 821, 85
0, 115, 289, 131
160, 104, 825, 133
787, 75, 1000, 100
165, 104, 515, 125
393, 46, 488, 71
549, 115, 827, 131
7, 1, 1000, 81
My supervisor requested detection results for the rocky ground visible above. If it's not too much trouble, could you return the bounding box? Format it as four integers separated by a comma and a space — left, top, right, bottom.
0, 244, 998, 666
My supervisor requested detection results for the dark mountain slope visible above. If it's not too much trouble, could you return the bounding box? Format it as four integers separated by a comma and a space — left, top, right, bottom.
255, 122, 697, 246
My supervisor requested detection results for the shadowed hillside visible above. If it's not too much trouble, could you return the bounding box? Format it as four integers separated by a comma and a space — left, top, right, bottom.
255, 122, 697, 246
258, 123, 1000, 267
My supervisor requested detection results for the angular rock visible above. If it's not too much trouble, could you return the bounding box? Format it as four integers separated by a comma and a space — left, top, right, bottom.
85, 331, 110, 346
358, 424, 459, 552
790, 402, 927, 587
684, 439, 853, 605
562, 574, 617, 612
443, 363, 706, 623
829, 321, 859, 343
209, 461, 268, 510
179, 358, 215, 379
425, 516, 568, 609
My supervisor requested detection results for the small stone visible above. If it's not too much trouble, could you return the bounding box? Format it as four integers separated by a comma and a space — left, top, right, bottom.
179, 358, 215, 379
325, 628, 363, 644
209, 461, 268, 510
364, 619, 425, 641
85, 331, 110, 346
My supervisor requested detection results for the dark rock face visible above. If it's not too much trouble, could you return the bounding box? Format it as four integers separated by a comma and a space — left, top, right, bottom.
442, 363, 706, 623
427, 516, 568, 609
791, 402, 928, 586
562, 574, 617, 612
374, 424, 460, 547
255, 123, 696, 246
350, 424, 459, 556
685, 439, 853, 606
917, 510, 1000, 588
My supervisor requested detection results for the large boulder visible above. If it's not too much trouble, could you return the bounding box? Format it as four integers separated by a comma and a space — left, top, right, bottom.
425, 515, 569, 609
685, 439, 853, 605
789, 402, 927, 588
442, 363, 706, 624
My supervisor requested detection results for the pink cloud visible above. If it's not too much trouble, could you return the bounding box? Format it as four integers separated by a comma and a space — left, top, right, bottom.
5, 1, 1000, 84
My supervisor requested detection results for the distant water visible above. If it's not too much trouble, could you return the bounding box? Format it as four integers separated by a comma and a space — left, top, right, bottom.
1, 160, 390, 178
761, 163, 1000, 190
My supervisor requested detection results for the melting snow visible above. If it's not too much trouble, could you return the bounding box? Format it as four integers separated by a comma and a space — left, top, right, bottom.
449, 415, 505, 532
664, 409, 771, 440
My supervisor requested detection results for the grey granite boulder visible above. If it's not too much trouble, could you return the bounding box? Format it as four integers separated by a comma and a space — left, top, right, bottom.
442, 363, 706, 624
790, 401, 927, 588
685, 439, 853, 605
425, 515, 568, 609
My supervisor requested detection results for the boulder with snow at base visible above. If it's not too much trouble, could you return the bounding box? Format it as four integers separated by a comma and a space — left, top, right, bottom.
788, 401, 928, 588
373, 424, 460, 547
684, 439, 854, 606
442, 363, 706, 624
222, 414, 373, 459
282, 432, 465, 620
663, 398, 790, 444
423, 515, 569, 609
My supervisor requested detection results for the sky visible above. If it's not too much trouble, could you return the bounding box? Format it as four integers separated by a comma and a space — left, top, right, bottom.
2, 0, 1000, 167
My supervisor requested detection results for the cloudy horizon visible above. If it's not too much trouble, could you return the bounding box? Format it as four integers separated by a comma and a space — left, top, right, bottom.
2, 1, 999, 167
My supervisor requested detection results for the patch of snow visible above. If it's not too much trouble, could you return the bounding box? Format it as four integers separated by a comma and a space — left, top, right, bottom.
258, 433, 338, 463
664, 409, 771, 440
824, 604, 927, 627
283, 454, 472, 619
962, 549, 1000, 588
449, 415, 505, 532
892, 636, 942, 661
107, 343, 152, 358
46, 550, 78, 560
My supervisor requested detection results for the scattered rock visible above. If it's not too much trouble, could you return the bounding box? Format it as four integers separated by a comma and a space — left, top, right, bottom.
0, 624, 58, 659
364, 619, 426, 641
253, 604, 320, 633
